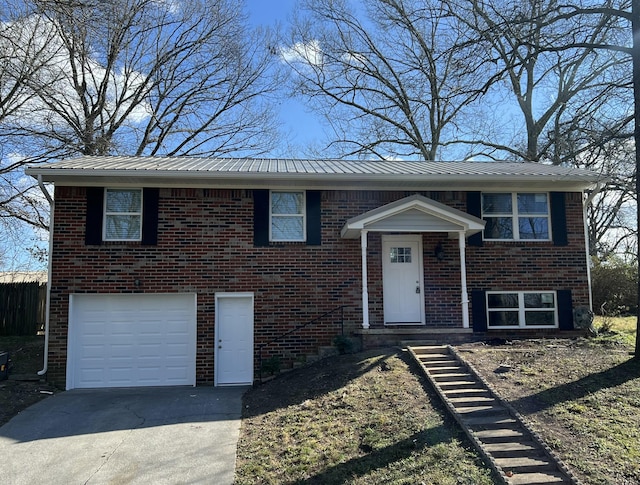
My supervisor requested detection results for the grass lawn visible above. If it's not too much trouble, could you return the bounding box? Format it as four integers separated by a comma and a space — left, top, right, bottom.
236, 349, 496, 484
236, 317, 639, 485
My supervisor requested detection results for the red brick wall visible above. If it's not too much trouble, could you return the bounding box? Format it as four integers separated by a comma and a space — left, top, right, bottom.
47, 188, 590, 387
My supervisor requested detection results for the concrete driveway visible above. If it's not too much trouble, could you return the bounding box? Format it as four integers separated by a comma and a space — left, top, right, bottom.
0, 386, 247, 485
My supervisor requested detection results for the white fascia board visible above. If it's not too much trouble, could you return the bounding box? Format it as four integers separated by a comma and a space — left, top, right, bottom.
24, 168, 602, 192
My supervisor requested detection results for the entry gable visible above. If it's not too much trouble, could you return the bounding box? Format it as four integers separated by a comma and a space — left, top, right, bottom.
340, 194, 485, 239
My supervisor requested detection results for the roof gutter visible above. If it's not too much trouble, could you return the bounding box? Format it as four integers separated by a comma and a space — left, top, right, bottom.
36, 175, 53, 377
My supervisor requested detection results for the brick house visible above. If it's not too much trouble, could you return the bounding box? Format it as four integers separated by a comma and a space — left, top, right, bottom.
26, 157, 604, 390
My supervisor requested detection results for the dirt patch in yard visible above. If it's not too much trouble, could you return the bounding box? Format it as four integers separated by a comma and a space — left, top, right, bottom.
0, 336, 58, 427
456, 338, 640, 485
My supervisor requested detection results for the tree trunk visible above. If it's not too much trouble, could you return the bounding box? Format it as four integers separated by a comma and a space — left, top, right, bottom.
633, 0, 640, 357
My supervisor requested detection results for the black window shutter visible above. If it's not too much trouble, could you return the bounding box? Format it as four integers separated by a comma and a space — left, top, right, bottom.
467, 191, 483, 247
85, 187, 104, 245
253, 189, 270, 247
306, 190, 322, 246
141, 188, 159, 245
550, 192, 568, 246
471, 290, 488, 332
557, 289, 574, 330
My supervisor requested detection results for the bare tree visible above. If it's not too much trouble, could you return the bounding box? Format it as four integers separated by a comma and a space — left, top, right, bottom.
0, 0, 281, 246
631, 0, 640, 357
283, 0, 495, 160
0, 2, 64, 264
447, 0, 631, 164
583, 140, 636, 258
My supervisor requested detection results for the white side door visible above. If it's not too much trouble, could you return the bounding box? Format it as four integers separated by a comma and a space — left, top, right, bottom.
215, 293, 254, 386
382, 235, 425, 325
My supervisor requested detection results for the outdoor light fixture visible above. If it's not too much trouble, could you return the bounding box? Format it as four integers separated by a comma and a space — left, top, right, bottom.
434, 242, 445, 261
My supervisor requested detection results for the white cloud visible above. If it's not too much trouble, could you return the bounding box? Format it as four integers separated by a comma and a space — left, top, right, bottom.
280, 39, 324, 67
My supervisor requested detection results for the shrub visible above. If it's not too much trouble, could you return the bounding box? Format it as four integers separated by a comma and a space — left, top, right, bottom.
591, 257, 638, 316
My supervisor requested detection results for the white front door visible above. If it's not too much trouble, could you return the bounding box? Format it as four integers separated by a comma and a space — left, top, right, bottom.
382, 235, 425, 325
215, 293, 254, 386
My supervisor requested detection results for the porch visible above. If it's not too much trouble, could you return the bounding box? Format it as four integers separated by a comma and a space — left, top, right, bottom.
341, 194, 485, 331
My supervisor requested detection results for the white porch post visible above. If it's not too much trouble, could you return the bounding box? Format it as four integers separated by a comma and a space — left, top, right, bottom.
360, 230, 370, 329
458, 231, 470, 329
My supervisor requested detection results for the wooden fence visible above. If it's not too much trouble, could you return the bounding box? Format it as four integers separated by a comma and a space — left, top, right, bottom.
0, 282, 46, 336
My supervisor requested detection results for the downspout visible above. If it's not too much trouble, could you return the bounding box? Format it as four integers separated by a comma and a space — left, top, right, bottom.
36, 175, 53, 376
583, 182, 605, 312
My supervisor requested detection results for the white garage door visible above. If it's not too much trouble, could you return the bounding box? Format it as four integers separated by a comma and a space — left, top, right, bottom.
67, 293, 197, 390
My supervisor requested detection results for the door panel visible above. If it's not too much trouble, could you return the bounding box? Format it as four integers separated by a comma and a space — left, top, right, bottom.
382, 236, 425, 324
215, 293, 254, 385
68, 293, 196, 390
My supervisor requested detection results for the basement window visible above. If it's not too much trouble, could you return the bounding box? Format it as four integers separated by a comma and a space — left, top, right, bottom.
487, 291, 558, 329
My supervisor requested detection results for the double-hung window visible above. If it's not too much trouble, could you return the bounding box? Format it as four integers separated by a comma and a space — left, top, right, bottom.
103, 188, 143, 241
270, 191, 306, 242
487, 291, 558, 328
482, 193, 550, 240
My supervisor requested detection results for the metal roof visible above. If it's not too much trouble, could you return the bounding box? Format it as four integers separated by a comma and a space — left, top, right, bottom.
25, 156, 606, 191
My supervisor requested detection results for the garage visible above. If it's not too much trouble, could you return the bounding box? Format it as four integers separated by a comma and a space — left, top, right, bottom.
67, 293, 197, 390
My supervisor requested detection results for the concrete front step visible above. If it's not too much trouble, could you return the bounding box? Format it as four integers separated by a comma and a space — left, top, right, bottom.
455, 405, 509, 417
425, 364, 468, 376
420, 355, 460, 369
437, 380, 485, 390
473, 427, 531, 443
483, 440, 542, 456
410, 345, 448, 353
408, 345, 574, 484
496, 456, 556, 473
442, 388, 492, 399
462, 415, 518, 428
507, 471, 568, 484
430, 372, 474, 382
448, 396, 500, 406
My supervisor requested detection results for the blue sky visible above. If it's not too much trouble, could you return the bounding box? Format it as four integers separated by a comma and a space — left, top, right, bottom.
246, 0, 325, 156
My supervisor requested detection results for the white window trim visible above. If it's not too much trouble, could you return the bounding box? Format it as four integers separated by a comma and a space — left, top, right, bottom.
269, 190, 306, 242
486, 290, 559, 329
482, 192, 552, 242
103, 188, 143, 242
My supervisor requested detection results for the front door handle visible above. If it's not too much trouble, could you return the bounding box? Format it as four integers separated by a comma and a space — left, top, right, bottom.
416, 286, 420, 294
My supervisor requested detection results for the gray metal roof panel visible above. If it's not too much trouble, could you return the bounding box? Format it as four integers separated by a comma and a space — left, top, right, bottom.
25, 156, 607, 192
27, 156, 602, 177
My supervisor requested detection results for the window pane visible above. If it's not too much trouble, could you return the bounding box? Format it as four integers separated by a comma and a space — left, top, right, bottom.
272, 216, 304, 240
519, 217, 549, 239
488, 293, 518, 309
482, 193, 512, 214
105, 215, 141, 239
525, 311, 556, 326
390, 247, 412, 263
524, 293, 555, 308
106, 189, 141, 212
518, 193, 548, 214
484, 217, 513, 239
272, 192, 303, 215
489, 311, 519, 326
